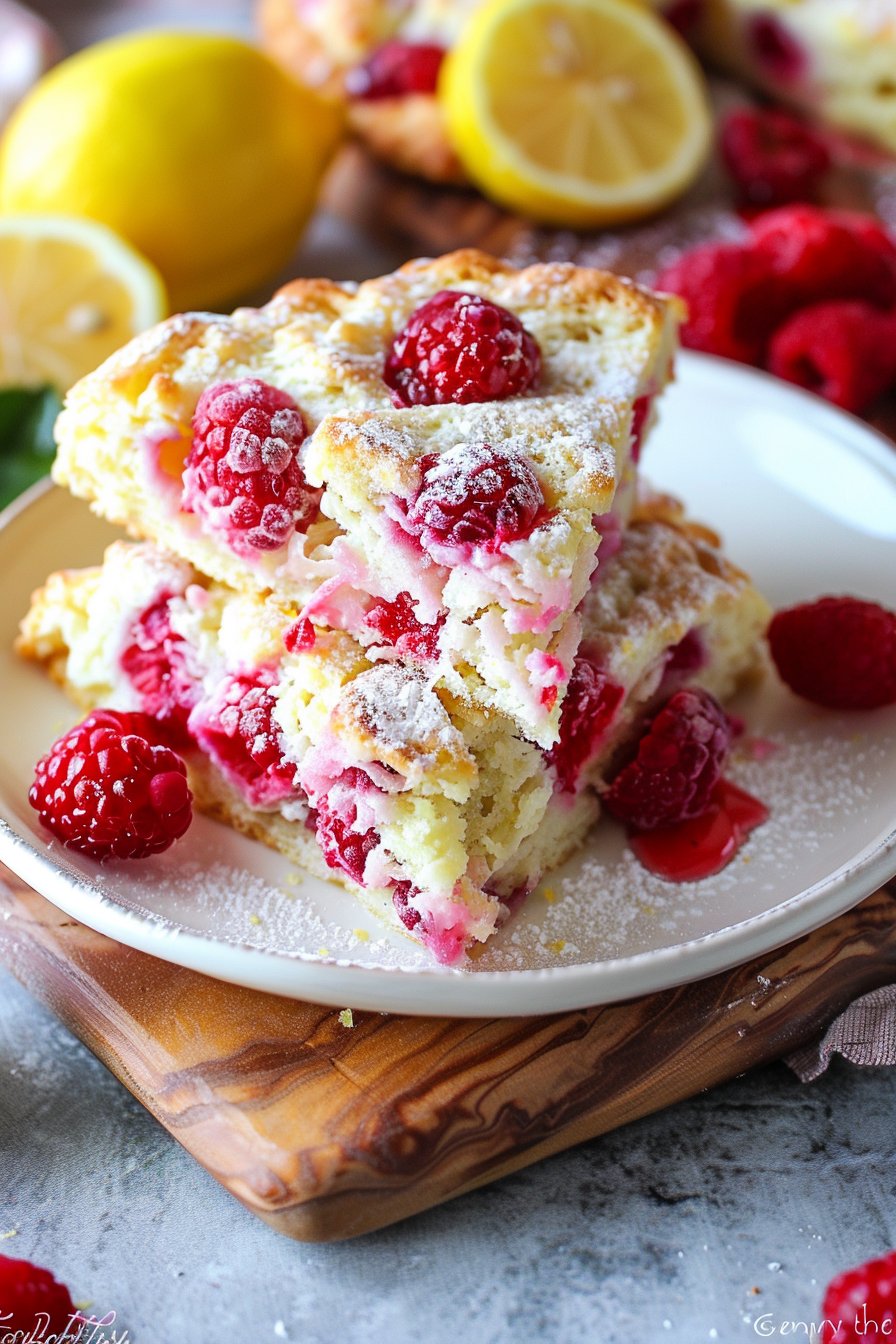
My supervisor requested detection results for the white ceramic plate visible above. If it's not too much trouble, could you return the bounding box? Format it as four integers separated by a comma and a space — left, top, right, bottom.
2, 350, 896, 1016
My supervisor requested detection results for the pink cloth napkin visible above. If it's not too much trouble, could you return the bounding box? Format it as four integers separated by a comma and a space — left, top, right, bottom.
785, 985, 896, 1082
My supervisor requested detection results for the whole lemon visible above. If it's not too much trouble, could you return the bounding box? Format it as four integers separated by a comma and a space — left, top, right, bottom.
0, 32, 343, 311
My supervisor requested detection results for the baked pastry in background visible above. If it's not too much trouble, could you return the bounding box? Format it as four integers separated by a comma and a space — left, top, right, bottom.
257, 0, 477, 181
259, 0, 896, 192
658, 0, 896, 156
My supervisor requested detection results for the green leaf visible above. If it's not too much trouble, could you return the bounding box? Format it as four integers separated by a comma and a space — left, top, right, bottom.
0, 386, 63, 511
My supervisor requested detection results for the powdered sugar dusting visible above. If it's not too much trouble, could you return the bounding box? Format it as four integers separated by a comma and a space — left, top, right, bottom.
472, 728, 894, 971
101, 858, 433, 970
344, 662, 458, 753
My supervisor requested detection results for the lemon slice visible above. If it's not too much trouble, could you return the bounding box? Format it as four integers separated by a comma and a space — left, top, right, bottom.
440, 0, 712, 227
0, 213, 166, 392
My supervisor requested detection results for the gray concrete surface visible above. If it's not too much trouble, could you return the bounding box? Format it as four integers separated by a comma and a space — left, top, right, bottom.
2, 962, 895, 1342
3, 3, 896, 1340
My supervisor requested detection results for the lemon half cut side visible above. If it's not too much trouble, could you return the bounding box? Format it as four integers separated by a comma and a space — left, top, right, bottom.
440, 0, 713, 227
0, 214, 166, 392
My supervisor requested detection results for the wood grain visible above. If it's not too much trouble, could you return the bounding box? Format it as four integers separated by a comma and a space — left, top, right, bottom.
2, 864, 896, 1242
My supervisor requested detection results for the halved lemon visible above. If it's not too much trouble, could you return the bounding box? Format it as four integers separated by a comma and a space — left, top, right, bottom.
439, 0, 712, 227
0, 213, 166, 392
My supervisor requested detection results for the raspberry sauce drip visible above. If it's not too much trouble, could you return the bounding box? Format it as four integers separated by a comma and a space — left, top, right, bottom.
629, 778, 769, 883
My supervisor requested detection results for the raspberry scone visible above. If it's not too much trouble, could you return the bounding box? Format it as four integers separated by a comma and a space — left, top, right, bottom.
52, 250, 681, 747
258, 0, 480, 182
18, 502, 768, 964
656, 0, 896, 156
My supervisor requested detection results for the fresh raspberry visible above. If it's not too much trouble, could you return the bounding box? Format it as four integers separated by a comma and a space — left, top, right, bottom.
749, 206, 896, 311
747, 14, 806, 83
189, 672, 299, 807
545, 653, 625, 794
721, 107, 830, 207
120, 599, 198, 746
0, 1253, 78, 1337
767, 300, 896, 412
283, 615, 316, 654
661, 0, 704, 36
821, 1249, 896, 1342
29, 710, 192, 860
182, 379, 319, 559
657, 243, 785, 364
345, 41, 445, 100
314, 768, 380, 885
384, 290, 541, 407
660, 209, 896, 367
768, 597, 896, 710
364, 592, 443, 661
406, 443, 544, 552
604, 688, 733, 831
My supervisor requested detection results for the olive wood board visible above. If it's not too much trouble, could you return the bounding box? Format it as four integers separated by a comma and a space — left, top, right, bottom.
2, 865, 896, 1243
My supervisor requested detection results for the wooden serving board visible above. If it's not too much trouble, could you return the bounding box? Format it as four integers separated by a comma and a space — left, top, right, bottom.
3, 864, 896, 1243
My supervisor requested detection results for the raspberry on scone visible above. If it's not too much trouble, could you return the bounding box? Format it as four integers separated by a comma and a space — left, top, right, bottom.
182, 378, 320, 560
384, 290, 541, 407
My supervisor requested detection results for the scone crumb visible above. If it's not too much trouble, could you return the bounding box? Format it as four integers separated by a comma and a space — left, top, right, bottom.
353, 928, 370, 942
339, 1008, 354, 1028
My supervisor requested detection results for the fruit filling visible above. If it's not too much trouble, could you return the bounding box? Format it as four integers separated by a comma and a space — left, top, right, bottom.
545, 652, 625, 794
181, 378, 320, 560
29, 709, 193, 859
630, 778, 769, 882
120, 597, 198, 746
314, 767, 382, 884
384, 290, 541, 407
188, 670, 302, 809
364, 591, 443, 661
345, 41, 446, 100
391, 879, 470, 966
630, 394, 653, 462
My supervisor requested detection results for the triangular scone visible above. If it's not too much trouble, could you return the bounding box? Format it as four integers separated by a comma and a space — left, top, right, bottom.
304, 394, 629, 745
51, 251, 680, 732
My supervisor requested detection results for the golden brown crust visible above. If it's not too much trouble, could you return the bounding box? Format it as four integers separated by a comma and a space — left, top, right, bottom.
347, 97, 466, 183
330, 663, 478, 788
